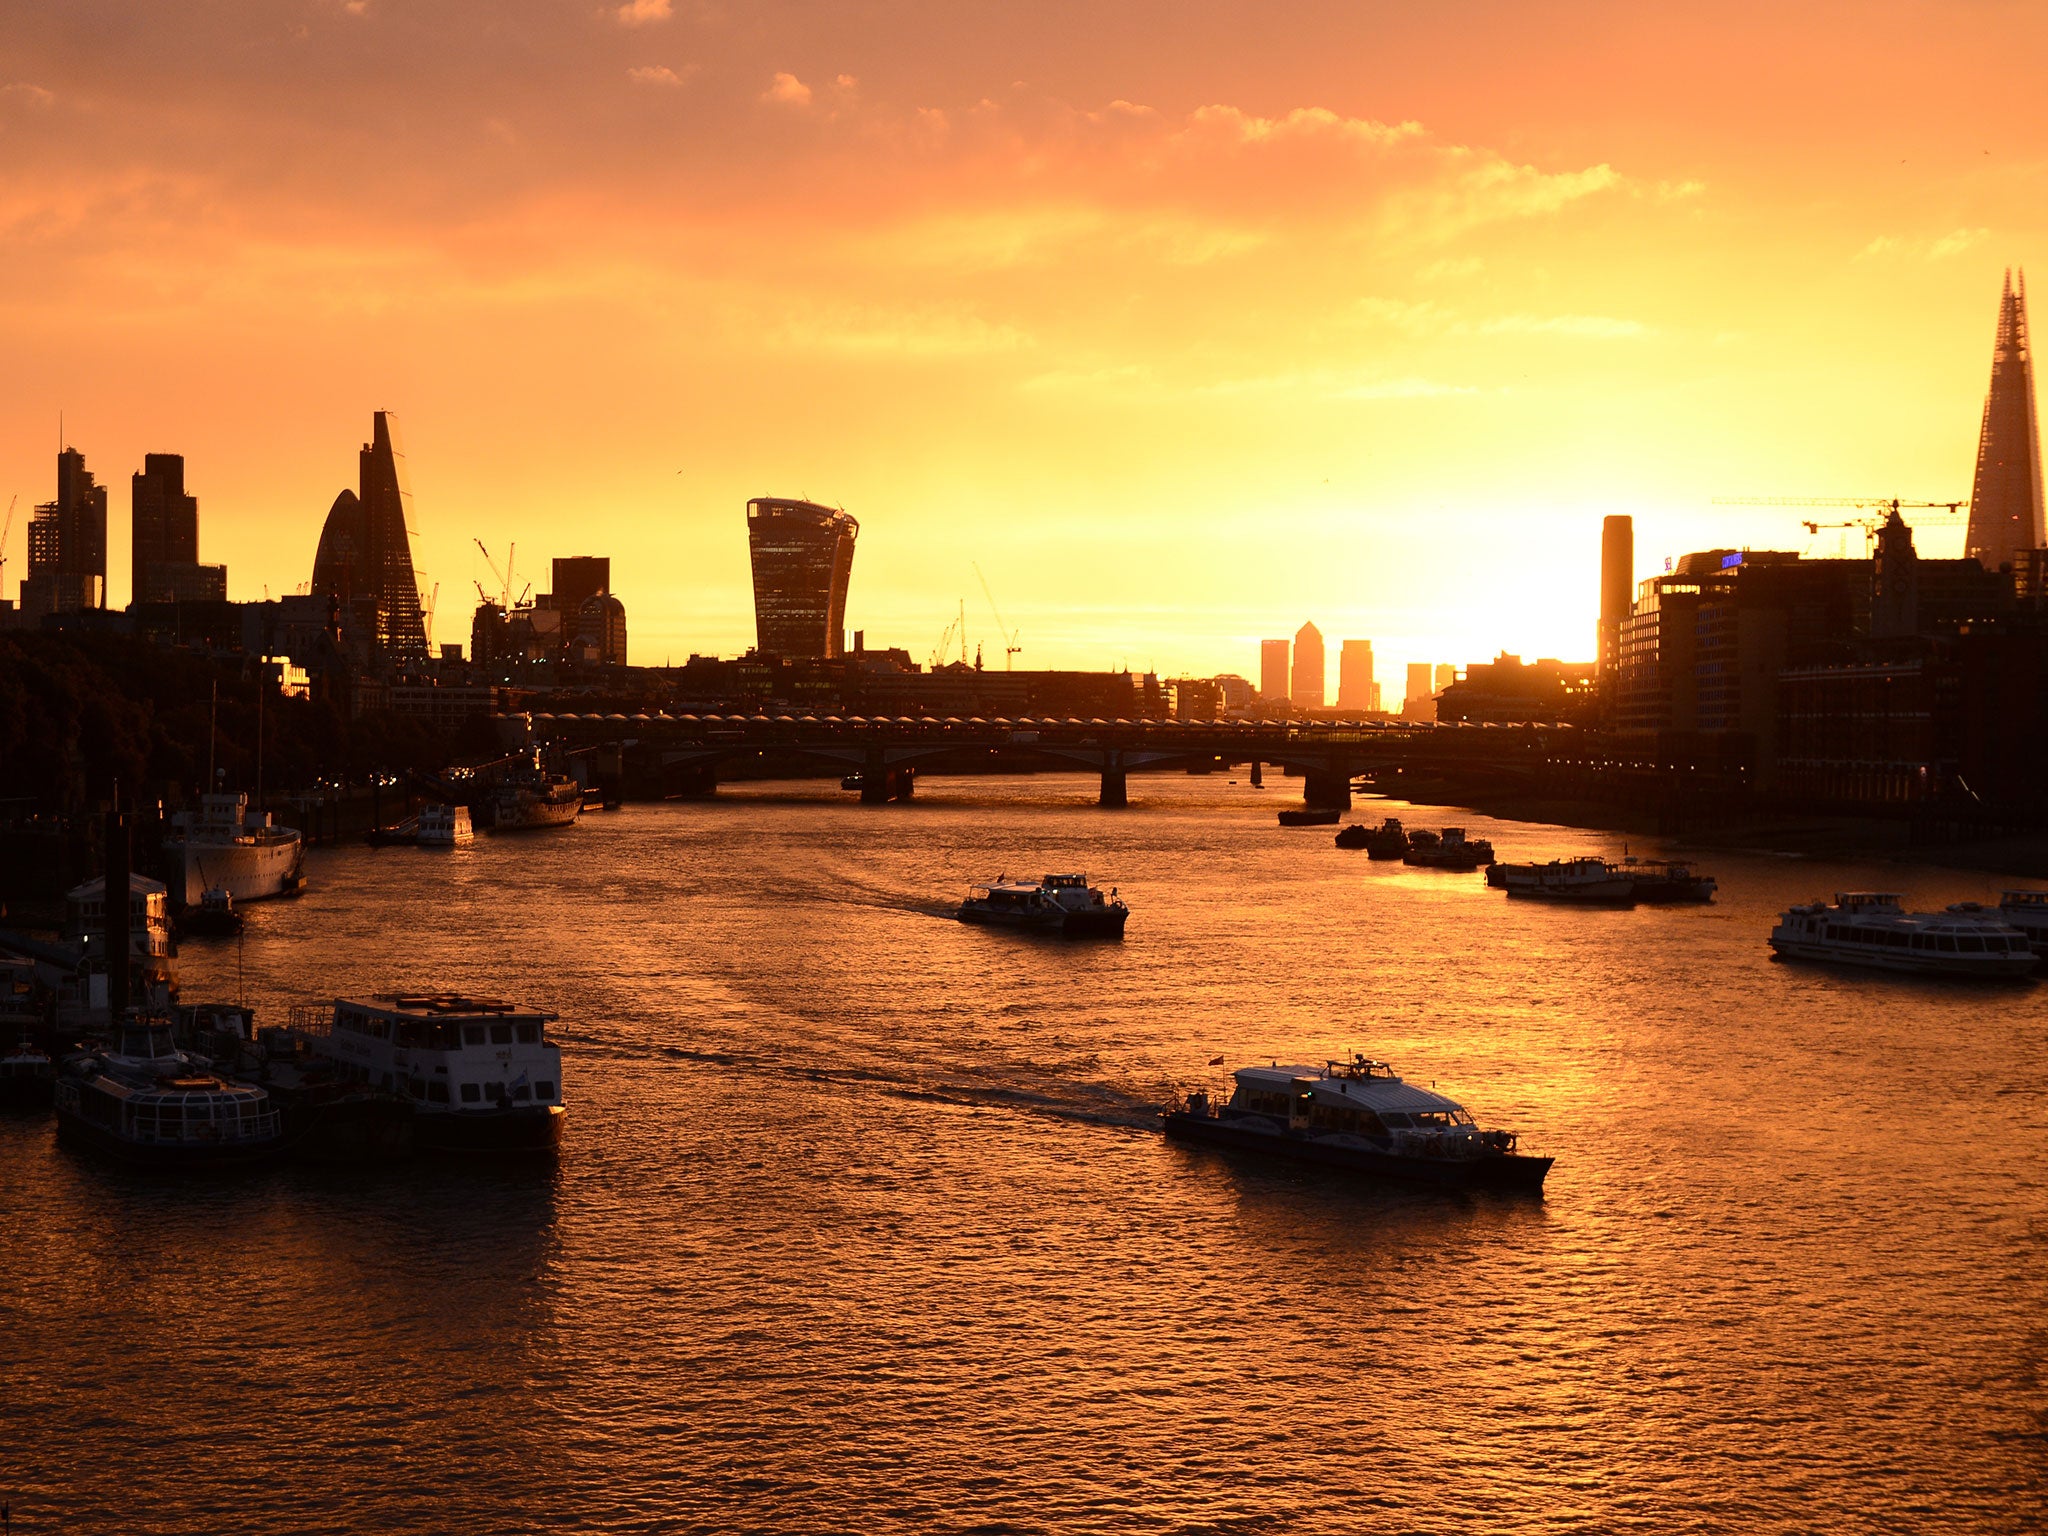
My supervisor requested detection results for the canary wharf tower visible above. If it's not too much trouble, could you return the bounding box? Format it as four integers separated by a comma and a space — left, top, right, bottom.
746, 498, 858, 658
1966, 270, 2046, 571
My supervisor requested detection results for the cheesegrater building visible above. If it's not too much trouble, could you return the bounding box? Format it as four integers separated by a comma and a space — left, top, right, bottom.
746, 498, 858, 658
1965, 269, 2046, 572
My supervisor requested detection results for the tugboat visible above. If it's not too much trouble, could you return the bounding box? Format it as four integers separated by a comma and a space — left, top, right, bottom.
54, 1015, 283, 1169
1334, 824, 1372, 849
1163, 1053, 1551, 1193
1364, 818, 1409, 860
1277, 807, 1342, 827
1770, 893, 2036, 979
1404, 827, 1495, 870
1497, 857, 1637, 905
304, 994, 566, 1153
416, 804, 473, 847
957, 873, 1130, 937
178, 887, 244, 937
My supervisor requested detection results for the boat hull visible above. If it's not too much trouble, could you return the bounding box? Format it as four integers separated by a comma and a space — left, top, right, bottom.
1504, 881, 1636, 905
1163, 1112, 1551, 1192
171, 834, 303, 906
411, 1103, 565, 1154
1767, 936, 2038, 979
54, 1103, 282, 1170
492, 798, 581, 831
957, 905, 1129, 938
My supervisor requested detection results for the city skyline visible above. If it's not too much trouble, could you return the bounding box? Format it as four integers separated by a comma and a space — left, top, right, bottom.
5, 3, 2045, 678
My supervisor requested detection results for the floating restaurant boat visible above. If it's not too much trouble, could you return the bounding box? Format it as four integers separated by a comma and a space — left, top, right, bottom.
416, 804, 473, 846
1770, 893, 2036, 979
1404, 827, 1495, 870
54, 1016, 283, 1169
492, 754, 583, 832
302, 994, 566, 1153
165, 792, 305, 906
1497, 857, 1637, 905
1277, 807, 1342, 827
1163, 1054, 1551, 1192
957, 873, 1130, 937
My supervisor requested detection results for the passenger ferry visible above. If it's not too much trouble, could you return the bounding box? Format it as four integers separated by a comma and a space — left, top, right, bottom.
165, 792, 305, 906
1163, 1054, 1551, 1192
1770, 893, 2037, 979
1497, 857, 1636, 905
417, 804, 474, 846
957, 873, 1129, 937
305, 994, 566, 1152
54, 1016, 282, 1169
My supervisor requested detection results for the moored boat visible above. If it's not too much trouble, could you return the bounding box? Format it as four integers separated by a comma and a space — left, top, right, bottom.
1771, 893, 2036, 979
1498, 857, 1636, 905
1334, 824, 1371, 849
1163, 1053, 1551, 1193
54, 1016, 282, 1169
492, 753, 582, 832
416, 804, 473, 847
1278, 807, 1342, 827
166, 792, 305, 906
178, 887, 244, 937
957, 873, 1129, 937
1364, 818, 1408, 859
1995, 890, 2048, 962
1626, 859, 1717, 903
1404, 827, 1495, 870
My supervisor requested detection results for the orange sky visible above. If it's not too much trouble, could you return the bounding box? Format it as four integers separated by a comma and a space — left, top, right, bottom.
5, 1, 2047, 694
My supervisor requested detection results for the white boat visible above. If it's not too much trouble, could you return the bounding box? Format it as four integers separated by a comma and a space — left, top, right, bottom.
1163, 1053, 1551, 1192
491, 755, 582, 832
957, 873, 1129, 936
300, 993, 565, 1152
54, 1015, 282, 1168
417, 805, 473, 846
1498, 856, 1636, 905
1995, 891, 2048, 963
1771, 892, 2037, 979
165, 792, 304, 905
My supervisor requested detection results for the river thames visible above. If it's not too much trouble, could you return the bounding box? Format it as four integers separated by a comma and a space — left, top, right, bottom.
3, 776, 2045, 1533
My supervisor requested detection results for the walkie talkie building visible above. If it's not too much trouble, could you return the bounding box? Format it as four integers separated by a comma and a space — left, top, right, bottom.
746, 498, 858, 658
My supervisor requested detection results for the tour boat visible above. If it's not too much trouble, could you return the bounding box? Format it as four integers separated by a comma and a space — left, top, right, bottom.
1497, 857, 1637, 905
1364, 818, 1409, 860
1770, 893, 2037, 979
416, 805, 474, 846
1404, 827, 1496, 870
1162, 1053, 1552, 1192
1625, 860, 1718, 904
304, 994, 566, 1152
165, 792, 305, 906
957, 873, 1130, 937
492, 754, 583, 832
54, 1016, 283, 1169
1277, 807, 1342, 827
1995, 891, 2048, 962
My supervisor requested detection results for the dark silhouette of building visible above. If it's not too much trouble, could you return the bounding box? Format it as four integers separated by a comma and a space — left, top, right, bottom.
1291, 621, 1324, 708
1259, 639, 1288, 702
746, 498, 857, 658
1337, 639, 1377, 710
308, 413, 429, 663
1965, 270, 2045, 570
130, 453, 225, 606
575, 593, 628, 666
1437, 654, 1597, 724
1598, 515, 1632, 707
552, 557, 610, 620
19, 446, 108, 619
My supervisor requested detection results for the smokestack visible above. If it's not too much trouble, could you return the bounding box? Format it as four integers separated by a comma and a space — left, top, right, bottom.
1598, 515, 1634, 697
104, 800, 130, 1029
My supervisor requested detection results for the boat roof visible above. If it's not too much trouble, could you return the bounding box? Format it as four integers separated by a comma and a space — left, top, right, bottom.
342, 993, 557, 1022
1233, 1062, 1465, 1114
67, 873, 170, 900
1786, 903, 2023, 933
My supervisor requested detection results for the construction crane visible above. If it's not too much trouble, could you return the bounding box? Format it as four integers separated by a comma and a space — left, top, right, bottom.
930, 599, 968, 670
973, 562, 1022, 670
0, 495, 14, 589
473, 538, 518, 610
1711, 496, 1968, 555
423, 581, 439, 649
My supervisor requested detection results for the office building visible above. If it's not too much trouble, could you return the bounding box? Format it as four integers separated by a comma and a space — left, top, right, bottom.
1259, 638, 1289, 702
552, 556, 610, 619
575, 593, 629, 666
1434, 663, 1455, 693
1336, 640, 1375, 711
1403, 662, 1435, 720
746, 498, 858, 658
1291, 622, 1325, 709
20, 447, 108, 618
1965, 270, 2046, 570
131, 453, 225, 606
309, 412, 430, 662
1598, 514, 1633, 703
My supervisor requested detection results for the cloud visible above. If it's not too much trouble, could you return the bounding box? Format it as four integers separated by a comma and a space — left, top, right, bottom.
1929, 226, 1988, 259
1, 83, 56, 110
763, 71, 811, 107
614, 0, 671, 26
1859, 227, 1990, 262
627, 65, 688, 88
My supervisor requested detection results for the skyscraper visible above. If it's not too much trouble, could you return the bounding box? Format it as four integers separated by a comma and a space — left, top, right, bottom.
746, 498, 858, 657
552, 557, 611, 619
1598, 514, 1633, 702
1259, 638, 1289, 702
1966, 269, 2046, 570
20, 446, 107, 618
1291, 621, 1325, 709
131, 453, 224, 605
1337, 639, 1375, 710
309, 412, 429, 661
1403, 662, 1435, 719
1434, 663, 1456, 692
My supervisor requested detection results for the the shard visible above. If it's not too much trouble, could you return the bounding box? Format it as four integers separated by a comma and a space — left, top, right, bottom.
1965, 270, 2046, 570
310, 411, 429, 661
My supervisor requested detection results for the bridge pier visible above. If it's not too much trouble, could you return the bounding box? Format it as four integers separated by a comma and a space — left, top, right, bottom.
1099, 768, 1128, 808
1303, 770, 1352, 811
1249, 760, 1264, 788
860, 757, 917, 804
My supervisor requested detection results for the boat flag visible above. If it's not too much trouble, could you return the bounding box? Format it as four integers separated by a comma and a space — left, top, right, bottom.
1208, 1055, 1224, 1065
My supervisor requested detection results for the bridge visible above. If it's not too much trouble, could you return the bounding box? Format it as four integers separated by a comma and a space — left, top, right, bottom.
498, 711, 1574, 808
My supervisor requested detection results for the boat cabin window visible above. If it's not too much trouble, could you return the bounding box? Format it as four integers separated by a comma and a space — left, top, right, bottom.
1234, 1086, 1291, 1117
426, 1081, 449, 1104
515, 1023, 539, 1044
490, 1024, 514, 1045
464, 1025, 486, 1046
536, 1081, 556, 1101
511, 1083, 532, 1101
1381, 1113, 1413, 1128
460, 1083, 481, 1103
1956, 935, 1984, 952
